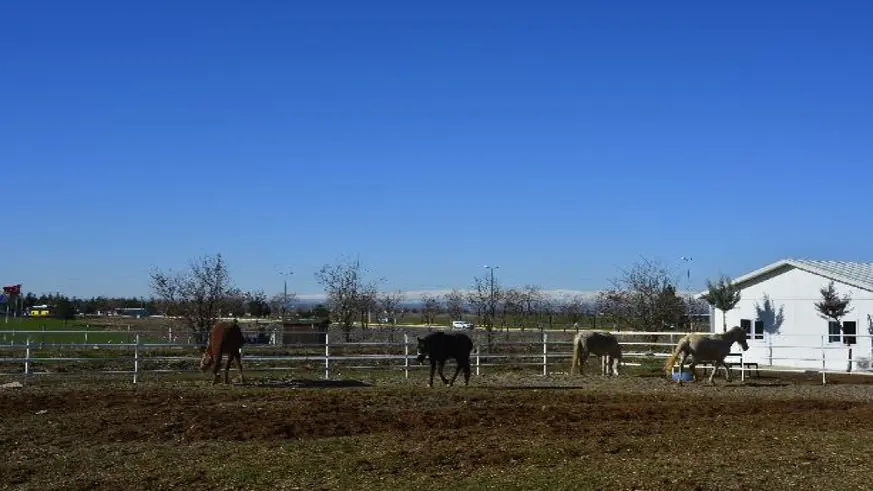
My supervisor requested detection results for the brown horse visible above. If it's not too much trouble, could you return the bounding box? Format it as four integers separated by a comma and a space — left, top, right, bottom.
200, 319, 246, 384
664, 326, 749, 384
570, 330, 622, 376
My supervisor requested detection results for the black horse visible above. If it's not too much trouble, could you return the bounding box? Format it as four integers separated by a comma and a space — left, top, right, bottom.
416, 331, 474, 388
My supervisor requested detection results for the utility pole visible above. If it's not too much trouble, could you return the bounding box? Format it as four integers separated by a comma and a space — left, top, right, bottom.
681, 256, 693, 330
681, 256, 693, 289
484, 265, 499, 329
279, 271, 294, 321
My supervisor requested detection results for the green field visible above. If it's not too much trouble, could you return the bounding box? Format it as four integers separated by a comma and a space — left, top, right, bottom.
0, 317, 143, 345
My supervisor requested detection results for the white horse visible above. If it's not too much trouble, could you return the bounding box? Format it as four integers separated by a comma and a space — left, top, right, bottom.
664, 326, 749, 384
570, 330, 622, 376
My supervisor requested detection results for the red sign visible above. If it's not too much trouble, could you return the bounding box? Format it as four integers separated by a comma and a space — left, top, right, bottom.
3, 284, 21, 296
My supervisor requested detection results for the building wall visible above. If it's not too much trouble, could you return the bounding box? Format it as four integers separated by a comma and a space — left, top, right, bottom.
711, 267, 873, 371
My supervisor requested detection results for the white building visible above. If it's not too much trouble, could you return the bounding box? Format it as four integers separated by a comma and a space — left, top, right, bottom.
700, 259, 873, 372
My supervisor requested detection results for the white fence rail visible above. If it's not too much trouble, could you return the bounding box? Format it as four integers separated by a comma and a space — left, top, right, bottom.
1, 330, 871, 385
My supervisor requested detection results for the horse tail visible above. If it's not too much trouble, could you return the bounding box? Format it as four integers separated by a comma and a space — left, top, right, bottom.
664, 337, 687, 374
571, 335, 582, 374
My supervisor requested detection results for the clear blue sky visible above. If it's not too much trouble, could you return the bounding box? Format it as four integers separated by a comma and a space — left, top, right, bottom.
3, 1, 872, 299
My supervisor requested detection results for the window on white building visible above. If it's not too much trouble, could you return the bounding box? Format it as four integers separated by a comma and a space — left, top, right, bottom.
753, 320, 764, 340
843, 321, 857, 345
740, 319, 764, 340
828, 321, 841, 343
827, 321, 857, 344
740, 319, 751, 338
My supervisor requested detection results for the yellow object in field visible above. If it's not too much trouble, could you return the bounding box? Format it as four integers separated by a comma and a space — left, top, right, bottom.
29, 305, 52, 317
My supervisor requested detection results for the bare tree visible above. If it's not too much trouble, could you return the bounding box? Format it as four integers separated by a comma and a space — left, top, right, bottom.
559, 295, 587, 331
468, 275, 502, 345
443, 289, 466, 322
315, 258, 381, 342
420, 293, 441, 325
376, 290, 406, 323
149, 253, 238, 343
467, 277, 491, 326
684, 295, 710, 331
538, 296, 555, 331
268, 292, 298, 318
377, 290, 406, 342
520, 285, 543, 331
501, 288, 524, 330
597, 258, 686, 331
357, 284, 379, 333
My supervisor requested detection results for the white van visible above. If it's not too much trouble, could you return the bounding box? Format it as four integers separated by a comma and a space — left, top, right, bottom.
451, 320, 474, 331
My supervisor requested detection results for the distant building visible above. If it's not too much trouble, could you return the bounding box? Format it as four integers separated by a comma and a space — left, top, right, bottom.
29, 305, 52, 317
114, 307, 150, 318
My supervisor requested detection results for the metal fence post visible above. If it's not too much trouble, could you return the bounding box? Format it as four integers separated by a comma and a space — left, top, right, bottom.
25, 337, 31, 376
324, 333, 330, 380
403, 333, 409, 379
542, 332, 548, 377
84, 330, 88, 345
821, 335, 826, 385
133, 334, 140, 384
475, 347, 480, 376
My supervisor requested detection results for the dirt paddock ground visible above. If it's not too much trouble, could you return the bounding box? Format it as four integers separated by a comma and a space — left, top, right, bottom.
3, 370, 873, 491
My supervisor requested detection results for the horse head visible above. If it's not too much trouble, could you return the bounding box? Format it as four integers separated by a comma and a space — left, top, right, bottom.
727, 326, 750, 351
415, 337, 428, 363
199, 349, 214, 371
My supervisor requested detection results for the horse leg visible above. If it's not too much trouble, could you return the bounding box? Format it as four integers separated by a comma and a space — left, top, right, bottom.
437, 360, 450, 386
721, 360, 733, 383
223, 358, 231, 384
677, 355, 687, 384
448, 360, 462, 386
462, 359, 471, 386
212, 353, 223, 385
580, 351, 588, 376
235, 350, 245, 384
570, 342, 578, 375
611, 357, 620, 377
688, 361, 700, 383
707, 361, 723, 384
427, 358, 436, 387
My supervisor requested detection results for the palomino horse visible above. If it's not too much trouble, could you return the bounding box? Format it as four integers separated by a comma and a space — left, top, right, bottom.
664, 326, 749, 384
416, 331, 475, 388
200, 319, 246, 385
570, 330, 622, 376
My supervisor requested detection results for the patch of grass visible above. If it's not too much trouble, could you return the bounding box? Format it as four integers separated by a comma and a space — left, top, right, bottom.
0, 317, 145, 345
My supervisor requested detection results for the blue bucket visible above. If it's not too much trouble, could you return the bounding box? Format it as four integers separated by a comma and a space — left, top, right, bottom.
671, 370, 694, 382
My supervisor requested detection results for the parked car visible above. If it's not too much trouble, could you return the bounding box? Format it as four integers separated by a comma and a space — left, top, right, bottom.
451, 320, 474, 331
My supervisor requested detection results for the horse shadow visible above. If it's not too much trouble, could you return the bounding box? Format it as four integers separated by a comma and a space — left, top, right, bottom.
249, 379, 372, 389
754, 295, 785, 334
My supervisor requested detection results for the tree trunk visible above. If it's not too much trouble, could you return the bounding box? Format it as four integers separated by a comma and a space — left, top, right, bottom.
722, 310, 727, 333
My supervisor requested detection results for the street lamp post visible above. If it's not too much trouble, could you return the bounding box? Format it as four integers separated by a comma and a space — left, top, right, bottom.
484, 265, 499, 329
279, 271, 294, 321
681, 256, 693, 289
681, 256, 693, 330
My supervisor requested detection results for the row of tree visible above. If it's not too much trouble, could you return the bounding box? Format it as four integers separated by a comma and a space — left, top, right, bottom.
313, 256, 714, 343
17, 253, 772, 342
